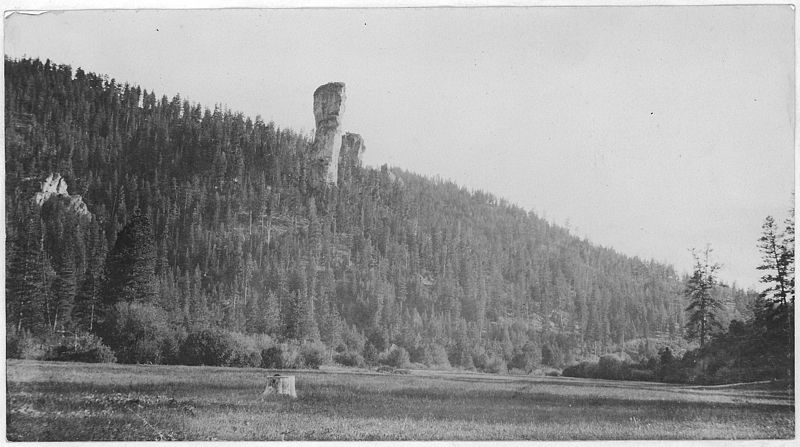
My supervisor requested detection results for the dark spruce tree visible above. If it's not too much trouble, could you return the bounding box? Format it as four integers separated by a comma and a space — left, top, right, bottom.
102, 209, 157, 306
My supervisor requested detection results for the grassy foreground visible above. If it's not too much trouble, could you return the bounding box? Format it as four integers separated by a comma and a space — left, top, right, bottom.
5, 359, 794, 441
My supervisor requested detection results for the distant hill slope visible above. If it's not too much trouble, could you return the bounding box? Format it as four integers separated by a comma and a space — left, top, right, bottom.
4, 57, 754, 367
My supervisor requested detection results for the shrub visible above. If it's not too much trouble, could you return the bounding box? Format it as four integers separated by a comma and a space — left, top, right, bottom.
227, 332, 263, 368
160, 327, 186, 365
484, 355, 507, 374
510, 343, 539, 373
562, 361, 599, 378
342, 325, 366, 354
238, 350, 262, 368
334, 351, 366, 367
262, 346, 283, 369
179, 327, 241, 367
659, 346, 674, 365
300, 341, 327, 369
99, 303, 172, 364
541, 344, 561, 367
178, 329, 267, 368
131, 337, 163, 364
363, 342, 378, 365
379, 345, 410, 368
6, 329, 47, 360
661, 366, 691, 383
47, 333, 116, 363
471, 349, 489, 371
180, 328, 222, 366
629, 368, 655, 382
367, 328, 389, 352
582, 361, 599, 377
561, 363, 580, 377
259, 340, 327, 370
280, 342, 303, 369
7, 328, 116, 363
425, 343, 450, 369
598, 354, 631, 380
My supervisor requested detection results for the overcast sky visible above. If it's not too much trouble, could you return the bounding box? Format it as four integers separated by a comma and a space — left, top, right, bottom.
5, 6, 795, 289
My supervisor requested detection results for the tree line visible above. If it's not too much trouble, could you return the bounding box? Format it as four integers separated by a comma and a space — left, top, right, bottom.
564, 207, 794, 383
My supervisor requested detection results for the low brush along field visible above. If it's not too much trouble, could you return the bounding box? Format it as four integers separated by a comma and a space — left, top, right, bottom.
6, 359, 794, 441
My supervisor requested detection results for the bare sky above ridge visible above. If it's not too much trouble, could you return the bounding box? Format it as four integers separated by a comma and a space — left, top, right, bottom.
5, 6, 795, 289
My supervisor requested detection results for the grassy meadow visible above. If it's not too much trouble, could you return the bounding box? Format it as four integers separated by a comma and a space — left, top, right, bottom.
5, 359, 795, 441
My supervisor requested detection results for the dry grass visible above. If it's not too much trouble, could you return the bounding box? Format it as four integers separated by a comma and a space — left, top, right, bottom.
5, 359, 794, 441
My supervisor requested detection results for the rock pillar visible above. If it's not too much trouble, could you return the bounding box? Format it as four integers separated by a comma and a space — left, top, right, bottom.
312, 82, 346, 185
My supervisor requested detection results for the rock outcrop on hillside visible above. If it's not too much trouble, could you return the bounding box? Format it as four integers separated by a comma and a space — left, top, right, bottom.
338, 132, 366, 184
33, 173, 90, 217
312, 82, 346, 185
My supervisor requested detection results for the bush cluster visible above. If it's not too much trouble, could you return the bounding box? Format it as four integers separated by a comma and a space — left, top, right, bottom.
378, 345, 410, 368
98, 303, 179, 364
7, 328, 116, 363
259, 341, 327, 369
179, 328, 249, 367
334, 351, 366, 367
6, 328, 48, 360
562, 361, 598, 378
46, 333, 117, 363
483, 355, 508, 374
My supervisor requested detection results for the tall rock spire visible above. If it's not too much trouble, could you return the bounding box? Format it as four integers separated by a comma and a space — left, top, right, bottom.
312, 82, 346, 185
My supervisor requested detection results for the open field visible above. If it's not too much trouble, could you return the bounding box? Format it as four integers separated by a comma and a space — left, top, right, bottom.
5, 359, 794, 441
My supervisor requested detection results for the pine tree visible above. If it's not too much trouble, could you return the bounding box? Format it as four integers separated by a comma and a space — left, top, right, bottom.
782, 207, 795, 299
753, 209, 794, 373
757, 215, 794, 305
684, 247, 723, 348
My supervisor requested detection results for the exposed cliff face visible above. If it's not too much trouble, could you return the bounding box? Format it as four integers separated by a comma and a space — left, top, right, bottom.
312, 82, 346, 185
33, 173, 90, 217
338, 132, 366, 185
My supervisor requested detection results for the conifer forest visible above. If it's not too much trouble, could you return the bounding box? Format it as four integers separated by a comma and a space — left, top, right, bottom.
5, 57, 791, 383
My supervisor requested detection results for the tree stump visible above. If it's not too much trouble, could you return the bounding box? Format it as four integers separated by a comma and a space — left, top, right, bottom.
262, 374, 297, 398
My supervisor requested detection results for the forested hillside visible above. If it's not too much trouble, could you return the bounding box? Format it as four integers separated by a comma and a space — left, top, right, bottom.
5, 57, 754, 369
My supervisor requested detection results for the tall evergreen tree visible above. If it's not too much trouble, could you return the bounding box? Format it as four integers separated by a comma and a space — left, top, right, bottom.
757, 214, 794, 306
752, 209, 794, 372
102, 209, 157, 305
684, 247, 723, 348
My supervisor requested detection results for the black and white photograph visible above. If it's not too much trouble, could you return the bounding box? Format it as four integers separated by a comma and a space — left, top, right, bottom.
3, 1, 796, 442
